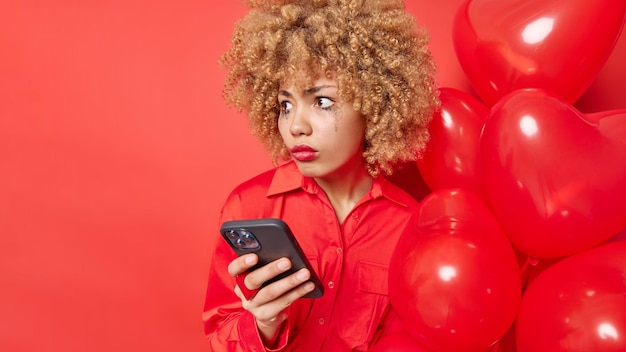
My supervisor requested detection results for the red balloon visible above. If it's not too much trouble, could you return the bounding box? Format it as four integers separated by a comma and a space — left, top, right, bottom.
605, 227, 626, 244
576, 24, 626, 112
480, 88, 626, 258
486, 321, 517, 352
452, 0, 626, 106
370, 333, 431, 352
516, 241, 626, 352
417, 87, 489, 199
519, 255, 563, 289
389, 189, 521, 352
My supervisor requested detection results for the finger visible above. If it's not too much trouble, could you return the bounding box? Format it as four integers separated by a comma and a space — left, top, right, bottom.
253, 268, 313, 304
233, 284, 244, 300
241, 257, 292, 291
231, 256, 292, 301
227, 253, 258, 277
244, 276, 316, 321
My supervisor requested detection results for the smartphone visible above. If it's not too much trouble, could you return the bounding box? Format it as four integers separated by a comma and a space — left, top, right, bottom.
220, 218, 324, 299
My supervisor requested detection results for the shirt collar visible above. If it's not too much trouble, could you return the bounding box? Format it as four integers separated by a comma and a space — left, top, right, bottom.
266, 161, 308, 196
267, 160, 412, 208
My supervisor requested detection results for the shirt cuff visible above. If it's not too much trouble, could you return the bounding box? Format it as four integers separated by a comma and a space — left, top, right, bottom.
238, 311, 290, 351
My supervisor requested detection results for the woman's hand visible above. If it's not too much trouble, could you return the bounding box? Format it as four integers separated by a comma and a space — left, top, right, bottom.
227, 253, 316, 346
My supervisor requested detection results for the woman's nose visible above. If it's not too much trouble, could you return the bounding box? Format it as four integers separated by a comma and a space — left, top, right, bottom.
289, 108, 313, 136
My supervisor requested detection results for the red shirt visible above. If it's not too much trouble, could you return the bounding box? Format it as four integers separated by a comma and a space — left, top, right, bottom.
203, 161, 419, 351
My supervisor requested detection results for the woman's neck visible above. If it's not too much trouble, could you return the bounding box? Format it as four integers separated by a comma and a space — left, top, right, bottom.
315, 166, 373, 224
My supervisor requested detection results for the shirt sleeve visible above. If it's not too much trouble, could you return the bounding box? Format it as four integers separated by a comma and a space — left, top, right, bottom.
202, 188, 291, 351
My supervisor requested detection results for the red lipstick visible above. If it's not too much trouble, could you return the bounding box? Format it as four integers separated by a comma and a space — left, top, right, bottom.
290, 144, 318, 161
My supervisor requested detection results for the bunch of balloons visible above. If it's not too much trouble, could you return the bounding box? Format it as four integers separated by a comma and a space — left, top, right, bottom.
379, 0, 626, 351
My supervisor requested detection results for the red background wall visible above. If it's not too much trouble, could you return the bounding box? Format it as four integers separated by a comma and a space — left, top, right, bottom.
1, 1, 624, 351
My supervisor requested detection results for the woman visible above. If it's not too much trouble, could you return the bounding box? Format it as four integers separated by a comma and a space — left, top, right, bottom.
203, 0, 439, 350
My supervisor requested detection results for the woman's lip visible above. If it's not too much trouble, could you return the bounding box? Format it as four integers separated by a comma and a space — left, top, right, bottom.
291, 151, 317, 161
290, 145, 318, 161
290, 145, 316, 153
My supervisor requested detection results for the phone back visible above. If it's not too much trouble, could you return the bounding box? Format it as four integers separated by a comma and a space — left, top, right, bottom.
220, 218, 323, 298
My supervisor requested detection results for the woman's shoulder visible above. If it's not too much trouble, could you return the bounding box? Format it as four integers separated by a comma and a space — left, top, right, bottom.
378, 176, 422, 210
220, 163, 300, 220
226, 161, 299, 198
228, 167, 278, 198
218, 167, 278, 220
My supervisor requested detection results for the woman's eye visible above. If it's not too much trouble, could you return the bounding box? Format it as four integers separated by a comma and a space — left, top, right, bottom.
317, 97, 334, 110
279, 101, 292, 115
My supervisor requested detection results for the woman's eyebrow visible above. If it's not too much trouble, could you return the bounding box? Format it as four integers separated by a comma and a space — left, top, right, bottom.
304, 85, 336, 95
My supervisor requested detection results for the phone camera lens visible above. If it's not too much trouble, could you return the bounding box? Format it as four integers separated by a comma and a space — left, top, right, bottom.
226, 230, 238, 240
226, 228, 260, 250
242, 232, 255, 243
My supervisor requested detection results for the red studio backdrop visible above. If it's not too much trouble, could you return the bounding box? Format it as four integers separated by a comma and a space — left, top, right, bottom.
1, 1, 624, 351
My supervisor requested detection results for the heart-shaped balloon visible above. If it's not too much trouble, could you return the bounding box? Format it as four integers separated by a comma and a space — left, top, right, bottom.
417, 87, 489, 200
480, 88, 626, 258
516, 241, 626, 352
452, 0, 626, 106
389, 189, 521, 352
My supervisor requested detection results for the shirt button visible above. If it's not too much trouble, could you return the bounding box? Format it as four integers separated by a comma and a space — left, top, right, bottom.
336, 247, 343, 255
318, 318, 325, 325
328, 281, 335, 289
353, 213, 359, 219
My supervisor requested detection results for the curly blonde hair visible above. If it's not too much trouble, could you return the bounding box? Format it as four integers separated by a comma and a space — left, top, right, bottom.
219, 0, 439, 177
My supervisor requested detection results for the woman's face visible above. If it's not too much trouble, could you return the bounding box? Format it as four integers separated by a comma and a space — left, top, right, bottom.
277, 75, 367, 179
